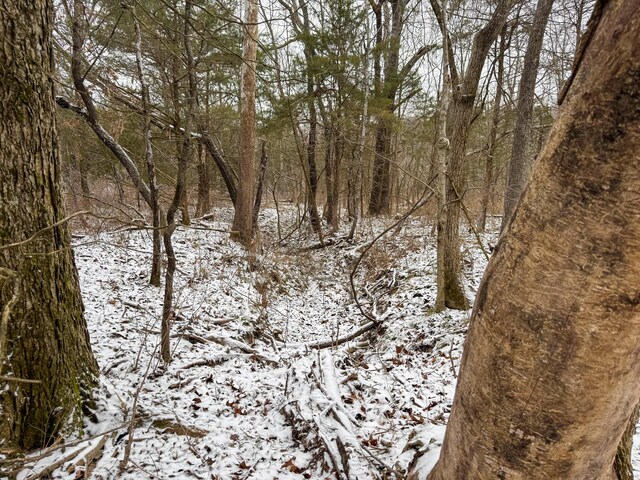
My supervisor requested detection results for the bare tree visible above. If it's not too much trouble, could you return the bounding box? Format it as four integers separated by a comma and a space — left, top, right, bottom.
476, 26, 509, 232
134, 13, 163, 287
231, 0, 259, 246
501, 0, 555, 231
368, 0, 435, 215
435, 0, 516, 310
434, 0, 452, 313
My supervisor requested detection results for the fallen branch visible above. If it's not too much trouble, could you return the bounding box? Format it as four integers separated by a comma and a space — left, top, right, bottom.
172, 332, 278, 365
21, 432, 109, 480
279, 270, 397, 350
283, 352, 402, 479
280, 321, 379, 350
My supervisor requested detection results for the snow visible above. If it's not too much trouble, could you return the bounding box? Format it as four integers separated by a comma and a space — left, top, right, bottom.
7, 207, 640, 479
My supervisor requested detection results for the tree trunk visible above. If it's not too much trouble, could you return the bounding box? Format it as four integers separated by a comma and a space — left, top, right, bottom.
0, 0, 98, 450
331, 131, 341, 230
78, 154, 90, 197
181, 189, 191, 225
231, 0, 258, 246
368, 0, 403, 216
196, 142, 211, 217
160, 0, 197, 363
439, 0, 514, 310
323, 124, 335, 223
134, 15, 162, 287
477, 27, 508, 233
252, 139, 268, 232
434, 0, 452, 313
501, 0, 555, 232
412, 1, 640, 477
200, 132, 238, 207
369, 119, 392, 215
306, 89, 322, 233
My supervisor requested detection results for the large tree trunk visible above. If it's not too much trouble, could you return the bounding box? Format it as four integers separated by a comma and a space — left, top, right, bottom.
0, 0, 98, 450
231, 0, 258, 246
615, 403, 640, 480
501, 0, 555, 232
412, 1, 640, 477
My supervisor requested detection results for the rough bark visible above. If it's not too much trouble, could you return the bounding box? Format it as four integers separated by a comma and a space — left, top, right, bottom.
323, 124, 335, 223
0, 0, 98, 450
195, 141, 211, 217
501, 0, 555, 232
231, 0, 259, 246
368, 0, 403, 216
439, 0, 515, 310
252, 139, 268, 232
306, 88, 322, 233
413, 1, 640, 477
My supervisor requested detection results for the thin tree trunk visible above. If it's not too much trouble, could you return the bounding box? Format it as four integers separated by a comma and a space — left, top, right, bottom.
324, 123, 335, 223
348, 35, 370, 238
252, 139, 268, 231
196, 141, 211, 216
434, 0, 451, 313
331, 131, 341, 230
412, 2, 640, 477
501, 0, 555, 232
231, 0, 259, 246
200, 132, 238, 206
477, 28, 507, 233
78, 154, 90, 197
0, 0, 98, 449
439, 0, 514, 310
306, 89, 322, 233
161, 0, 196, 363
134, 14, 162, 287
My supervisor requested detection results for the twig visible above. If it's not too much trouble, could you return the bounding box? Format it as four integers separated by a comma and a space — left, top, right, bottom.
0, 211, 89, 253
0, 376, 41, 384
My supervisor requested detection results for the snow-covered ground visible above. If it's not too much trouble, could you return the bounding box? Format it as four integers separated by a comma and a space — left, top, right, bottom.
10, 207, 640, 479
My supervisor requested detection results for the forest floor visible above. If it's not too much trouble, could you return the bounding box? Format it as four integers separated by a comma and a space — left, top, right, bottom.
12, 206, 640, 479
